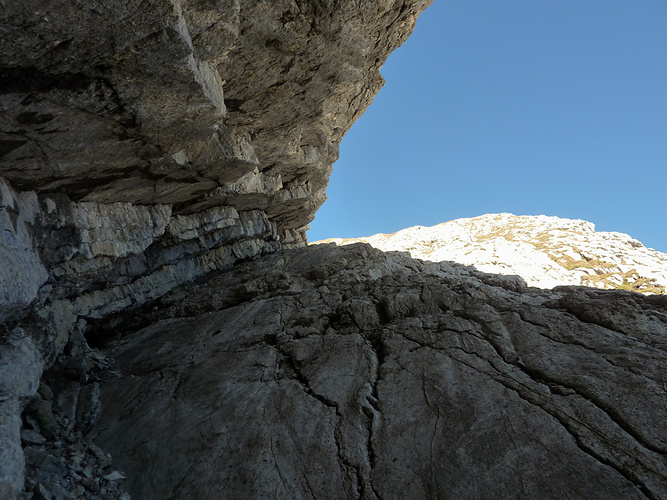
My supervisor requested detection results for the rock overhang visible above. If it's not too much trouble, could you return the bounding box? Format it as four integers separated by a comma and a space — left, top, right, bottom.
0, 0, 435, 347
0, 6, 436, 494
1, 0, 434, 231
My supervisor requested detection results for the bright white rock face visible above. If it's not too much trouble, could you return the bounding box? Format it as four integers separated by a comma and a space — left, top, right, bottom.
316, 213, 667, 292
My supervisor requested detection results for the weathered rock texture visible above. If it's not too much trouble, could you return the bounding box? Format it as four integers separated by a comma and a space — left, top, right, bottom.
1, 0, 433, 325
1, 0, 429, 220
1, 0, 433, 497
89, 243, 667, 499
2, 1, 667, 499
321, 213, 667, 292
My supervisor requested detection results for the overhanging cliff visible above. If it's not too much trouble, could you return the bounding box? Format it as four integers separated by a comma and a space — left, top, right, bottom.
1, 0, 429, 218
1, 1, 433, 496
1, 0, 433, 326
2, 2, 666, 499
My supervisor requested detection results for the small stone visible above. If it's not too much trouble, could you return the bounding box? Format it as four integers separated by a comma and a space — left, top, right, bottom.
23, 414, 40, 431
38, 383, 54, 401
40, 454, 68, 478
88, 443, 106, 461
103, 471, 125, 482
81, 477, 100, 493
32, 483, 53, 500
21, 429, 46, 445
42, 481, 70, 500
24, 396, 56, 439
68, 450, 85, 462
82, 465, 94, 479
23, 447, 48, 466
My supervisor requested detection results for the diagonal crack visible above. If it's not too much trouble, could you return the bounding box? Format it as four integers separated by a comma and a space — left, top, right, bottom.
265, 331, 370, 497
363, 331, 385, 500
468, 312, 666, 455
517, 361, 666, 457
265, 332, 338, 411
495, 376, 661, 500
421, 371, 441, 499
393, 322, 663, 500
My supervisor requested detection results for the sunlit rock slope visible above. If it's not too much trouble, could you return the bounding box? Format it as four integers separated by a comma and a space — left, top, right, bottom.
319, 213, 667, 292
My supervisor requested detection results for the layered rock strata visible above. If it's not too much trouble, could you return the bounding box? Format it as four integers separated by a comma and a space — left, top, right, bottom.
1, 0, 433, 327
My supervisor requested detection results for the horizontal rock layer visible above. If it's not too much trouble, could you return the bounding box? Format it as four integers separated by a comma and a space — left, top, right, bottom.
1, 174, 300, 498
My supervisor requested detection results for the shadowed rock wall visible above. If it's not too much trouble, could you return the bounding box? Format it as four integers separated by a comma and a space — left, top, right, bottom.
1, 0, 433, 354
89, 243, 667, 499
2, 1, 666, 499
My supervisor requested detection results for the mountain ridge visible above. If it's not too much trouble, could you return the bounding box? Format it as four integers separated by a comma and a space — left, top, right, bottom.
316, 213, 667, 293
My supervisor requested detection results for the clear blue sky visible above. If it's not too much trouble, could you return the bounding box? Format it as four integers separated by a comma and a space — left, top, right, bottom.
307, 0, 667, 252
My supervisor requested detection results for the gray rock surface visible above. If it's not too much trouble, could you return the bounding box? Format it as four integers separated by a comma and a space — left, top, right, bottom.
1, 1, 434, 496
0, 179, 48, 322
0, 0, 432, 328
0, 333, 43, 499
89, 243, 667, 499
1, 0, 430, 227
2, 1, 666, 498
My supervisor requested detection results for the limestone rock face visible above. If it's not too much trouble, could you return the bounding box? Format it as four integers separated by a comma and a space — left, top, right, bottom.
0, 0, 434, 330
321, 213, 667, 292
88, 243, 667, 499
2, 1, 667, 499
0, 0, 430, 224
1, 1, 434, 496
0, 0, 433, 378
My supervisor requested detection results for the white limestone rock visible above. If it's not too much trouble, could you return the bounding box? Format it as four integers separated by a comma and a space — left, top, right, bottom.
71, 202, 172, 259
319, 213, 667, 292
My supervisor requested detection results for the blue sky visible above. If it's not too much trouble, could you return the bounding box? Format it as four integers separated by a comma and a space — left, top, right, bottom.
307, 0, 667, 252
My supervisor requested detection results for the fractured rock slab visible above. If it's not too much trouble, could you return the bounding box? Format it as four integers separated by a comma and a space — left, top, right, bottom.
89, 244, 667, 499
